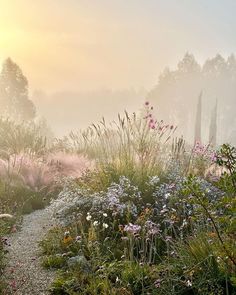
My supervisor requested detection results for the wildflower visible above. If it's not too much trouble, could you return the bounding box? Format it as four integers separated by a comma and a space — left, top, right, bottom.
145, 221, 161, 236
182, 219, 188, 227
124, 223, 141, 235
119, 224, 124, 232
102, 223, 108, 229
208, 232, 217, 238
165, 236, 172, 242
139, 262, 144, 266
154, 279, 161, 288
165, 193, 170, 199
186, 280, 192, 287
149, 176, 160, 186
75, 235, 82, 242
93, 221, 99, 226
103, 213, 108, 217
86, 213, 92, 221
63, 231, 73, 244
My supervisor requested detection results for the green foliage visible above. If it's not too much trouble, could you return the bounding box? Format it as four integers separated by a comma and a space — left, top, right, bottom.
216, 143, 236, 193
39, 143, 236, 295
42, 255, 67, 269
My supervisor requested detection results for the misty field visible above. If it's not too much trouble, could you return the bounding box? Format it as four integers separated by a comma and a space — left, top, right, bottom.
1, 1, 236, 293
0, 101, 235, 295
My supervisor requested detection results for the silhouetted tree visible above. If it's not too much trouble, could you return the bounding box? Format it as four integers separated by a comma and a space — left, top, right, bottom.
209, 100, 218, 147
0, 58, 36, 121
177, 52, 201, 74
194, 92, 202, 144
147, 53, 236, 144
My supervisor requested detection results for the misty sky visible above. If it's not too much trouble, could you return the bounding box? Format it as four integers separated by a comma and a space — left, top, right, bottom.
0, 0, 235, 93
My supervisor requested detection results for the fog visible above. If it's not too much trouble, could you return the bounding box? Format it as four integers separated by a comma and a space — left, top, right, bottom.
0, 0, 236, 145
32, 88, 146, 135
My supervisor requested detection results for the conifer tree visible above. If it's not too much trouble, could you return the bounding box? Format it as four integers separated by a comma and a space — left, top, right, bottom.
0, 58, 36, 121
209, 100, 217, 147
194, 91, 202, 144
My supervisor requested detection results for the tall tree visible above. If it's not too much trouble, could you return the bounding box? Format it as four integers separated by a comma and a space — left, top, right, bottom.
209, 100, 217, 147
147, 53, 236, 144
177, 52, 201, 74
0, 58, 36, 121
194, 92, 202, 144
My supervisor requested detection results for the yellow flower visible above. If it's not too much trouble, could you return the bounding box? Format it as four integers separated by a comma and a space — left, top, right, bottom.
208, 232, 217, 238
63, 235, 73, 244
63, 231, 73, 244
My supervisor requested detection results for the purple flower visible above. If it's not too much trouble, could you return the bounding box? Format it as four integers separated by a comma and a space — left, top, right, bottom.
124, 223, 141, 235
154, 279, 161, 288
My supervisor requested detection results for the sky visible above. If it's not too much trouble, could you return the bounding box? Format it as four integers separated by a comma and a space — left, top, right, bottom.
0, 0, 235, 93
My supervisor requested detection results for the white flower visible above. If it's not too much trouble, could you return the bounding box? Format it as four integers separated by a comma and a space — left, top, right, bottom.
64, 231, 70, 237
186, 280, 192, 287
103, 213, 108, 217
93, 221, 99, 226
182, 219, 188, 227
103, 223, 108, 229
165, 193, 171, 199
86, 213, 92, 221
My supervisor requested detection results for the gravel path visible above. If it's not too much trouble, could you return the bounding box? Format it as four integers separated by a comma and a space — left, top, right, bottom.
3, 208, 55, 295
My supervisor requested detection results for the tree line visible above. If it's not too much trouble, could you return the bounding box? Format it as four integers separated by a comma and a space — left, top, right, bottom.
147, 53, 236, 145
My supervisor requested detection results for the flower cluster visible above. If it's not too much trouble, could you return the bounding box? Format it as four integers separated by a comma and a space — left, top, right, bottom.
51, 176, 141, 226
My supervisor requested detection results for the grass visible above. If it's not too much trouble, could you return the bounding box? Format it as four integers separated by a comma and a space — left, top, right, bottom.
1, 109, 236, 294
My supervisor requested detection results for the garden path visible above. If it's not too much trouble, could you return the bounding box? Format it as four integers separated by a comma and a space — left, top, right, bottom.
3, 208, 55, 295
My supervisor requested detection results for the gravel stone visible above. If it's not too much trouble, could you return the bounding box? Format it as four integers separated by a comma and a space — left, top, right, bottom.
3, 208, 56, 295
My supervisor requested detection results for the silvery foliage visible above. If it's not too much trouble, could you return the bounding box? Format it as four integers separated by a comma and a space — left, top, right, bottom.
51, 176, 141, 226
148, 160, 224, 218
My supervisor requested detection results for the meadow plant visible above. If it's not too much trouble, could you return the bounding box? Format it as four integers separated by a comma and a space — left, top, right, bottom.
0, 117, 47, 156
47, 152, 92, 179
58, 104, 176, 191
40, 140, 236, 294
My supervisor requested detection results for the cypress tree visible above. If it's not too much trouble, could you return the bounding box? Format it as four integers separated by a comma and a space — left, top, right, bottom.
209, 99, 217, 147
194, 91, 202, 144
